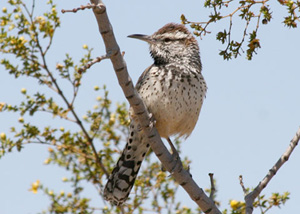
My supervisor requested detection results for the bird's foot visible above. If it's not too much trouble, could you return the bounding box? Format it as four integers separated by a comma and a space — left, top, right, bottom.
166, 138, 182, 174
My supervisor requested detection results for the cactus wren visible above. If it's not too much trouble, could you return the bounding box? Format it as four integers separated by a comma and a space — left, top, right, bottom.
104, 23, 207, 205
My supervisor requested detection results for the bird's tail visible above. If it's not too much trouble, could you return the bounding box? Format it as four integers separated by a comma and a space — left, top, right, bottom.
104, 119, 150, 205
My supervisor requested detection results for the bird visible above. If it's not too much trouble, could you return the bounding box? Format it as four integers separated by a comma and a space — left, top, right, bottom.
104, 23, 207, 205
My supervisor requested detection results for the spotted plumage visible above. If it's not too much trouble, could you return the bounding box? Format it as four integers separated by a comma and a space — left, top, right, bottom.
104, 23, 207, 205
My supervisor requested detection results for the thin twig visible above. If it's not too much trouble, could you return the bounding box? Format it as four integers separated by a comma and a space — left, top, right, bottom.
70, 84, 79, 107
239, 175, 247, 194
31, 0, 35, 15
255, 2, 264, 35
25, 140, 51, 145
209, 173, 216, 199
78, 53, 112, 73
37, 109, 76, 122
224, 15, 233, 54
61, 3, 102, 13
236, 18, 250, 55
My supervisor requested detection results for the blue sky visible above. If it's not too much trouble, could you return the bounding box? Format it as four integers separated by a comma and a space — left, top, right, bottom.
1, 0, 300, 213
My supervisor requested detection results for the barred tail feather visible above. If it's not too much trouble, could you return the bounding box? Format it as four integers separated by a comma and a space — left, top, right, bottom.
104, 120, 150, 205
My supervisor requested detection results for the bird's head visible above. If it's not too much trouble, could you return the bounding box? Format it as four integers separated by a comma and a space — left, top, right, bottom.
128, 23, 201, 67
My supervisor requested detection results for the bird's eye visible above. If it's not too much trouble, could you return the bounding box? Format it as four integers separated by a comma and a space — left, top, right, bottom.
164, 38, 171, 42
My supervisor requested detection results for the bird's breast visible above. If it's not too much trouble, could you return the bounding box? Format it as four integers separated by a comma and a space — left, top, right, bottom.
137, 66, 206, 138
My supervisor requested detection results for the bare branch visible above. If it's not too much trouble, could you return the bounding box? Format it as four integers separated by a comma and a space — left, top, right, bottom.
244, 126, 300, 214
78, 53, 111, 73
61, 3, 103, 14
239, 175, 247, 195
209, 173, 216, 200
88, 0, 221, 212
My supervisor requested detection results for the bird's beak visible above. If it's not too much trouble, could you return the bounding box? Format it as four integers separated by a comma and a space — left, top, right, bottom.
128, 34, 154, 44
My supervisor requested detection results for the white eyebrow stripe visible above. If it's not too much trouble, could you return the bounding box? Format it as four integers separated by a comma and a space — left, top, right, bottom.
160, 31, 188, 39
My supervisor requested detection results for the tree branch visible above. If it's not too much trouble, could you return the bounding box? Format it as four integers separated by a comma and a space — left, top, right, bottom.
244, 126, 300, 214
78, 53, 111, 73
209, 173, 216, 200
239, 175, 247, 194
26, 4, 109, 177
88, 0, 221, 213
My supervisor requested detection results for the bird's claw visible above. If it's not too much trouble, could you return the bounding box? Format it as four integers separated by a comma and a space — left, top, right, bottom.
148, 113, 156, 129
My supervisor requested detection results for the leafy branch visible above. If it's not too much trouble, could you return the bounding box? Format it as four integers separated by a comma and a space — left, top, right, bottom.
181, 0, 300, 60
